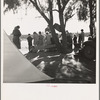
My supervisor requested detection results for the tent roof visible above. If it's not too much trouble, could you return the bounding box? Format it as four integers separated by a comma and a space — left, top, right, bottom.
3, 31, 53, 83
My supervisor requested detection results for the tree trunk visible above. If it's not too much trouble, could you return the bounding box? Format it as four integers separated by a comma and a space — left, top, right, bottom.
57, 0, 68, 53
59, 11, 68, 53
49, 23, 63, 52
48, 0, 62, 53
30, 0, 68, 53
89, 0, 94, 37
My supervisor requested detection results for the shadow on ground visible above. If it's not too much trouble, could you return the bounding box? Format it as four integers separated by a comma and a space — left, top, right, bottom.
26, 49, 96, 83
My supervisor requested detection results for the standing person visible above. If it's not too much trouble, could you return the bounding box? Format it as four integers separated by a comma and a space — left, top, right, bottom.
45, 32, 52, 46
33, 32, 39, 46
78, 29, 85, 47
81, 29, 85, 44
12, 25, 21, 49
27, 34, 33, 51
73, 35, 77, 48
38, 31, 44, 46
78, 33, 82, 48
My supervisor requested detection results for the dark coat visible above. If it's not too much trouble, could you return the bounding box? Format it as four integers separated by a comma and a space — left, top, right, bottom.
13, 28, 21, 49
73, 36, 77, 44
78, 34, 82, 43
27, 36, 33, 51
27, 36, 32, 46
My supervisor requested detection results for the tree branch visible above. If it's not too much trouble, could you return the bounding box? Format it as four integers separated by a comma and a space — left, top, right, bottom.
37, 0, 43, 11
57, 0, 66, 31
62, 0, 70, 12
29, 0, 36, 6
57, 0, 62, 12
65, 13, 75, 26
29, 0, 50, 24
48, 0, 53, 24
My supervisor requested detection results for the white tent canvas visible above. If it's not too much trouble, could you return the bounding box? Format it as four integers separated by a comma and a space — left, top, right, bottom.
3, 31, 53, 83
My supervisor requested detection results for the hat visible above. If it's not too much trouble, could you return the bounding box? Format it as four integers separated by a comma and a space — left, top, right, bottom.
16, 25, 20, 29
39, 31, 41, 34
81, 29, 84, 31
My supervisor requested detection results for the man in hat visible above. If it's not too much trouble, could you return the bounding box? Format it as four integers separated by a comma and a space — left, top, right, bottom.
81, 29, 84, 44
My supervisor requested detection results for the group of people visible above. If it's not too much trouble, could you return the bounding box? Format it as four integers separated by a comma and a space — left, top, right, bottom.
73, 29, 85, 48
27, 31, 53, 51
60, 29, 85, 49
12, 25, 85, 52
12, 25, 53, 51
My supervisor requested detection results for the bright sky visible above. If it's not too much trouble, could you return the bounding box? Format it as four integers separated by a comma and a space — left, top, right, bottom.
3, 6, 90, 35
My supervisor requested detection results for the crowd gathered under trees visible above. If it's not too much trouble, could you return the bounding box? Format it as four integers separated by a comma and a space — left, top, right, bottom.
12, 25, 88, 53
4, 0, 96, 53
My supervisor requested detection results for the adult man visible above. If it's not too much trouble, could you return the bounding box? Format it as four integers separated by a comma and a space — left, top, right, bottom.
78, 29, 85, 48
81, 29, 85, 44
27, 34, 33, 51
12, 26, 21, 49
38, 31, 44, 46
45, 32, 52, 46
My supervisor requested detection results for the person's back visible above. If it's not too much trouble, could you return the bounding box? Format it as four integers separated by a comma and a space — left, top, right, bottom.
81, 29, 84, 43
27, 35, 32, 44
45, 33, 51, 45
38, 32, 44, 46
73, 35, 77, 44
13, 29, 21, 37
78, 34, 82, 48
39, 34, 43, 40
27, 34, 33, 51
73, 35, 77, 48
12, 26, 21, 49
33, 32, 39, 46
27, 36, 32, 42
78, 34, 82, 42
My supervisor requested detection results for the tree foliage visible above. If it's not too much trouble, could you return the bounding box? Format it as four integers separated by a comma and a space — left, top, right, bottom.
77, 0, 96, 21
76, 0, 96, 36
3, 0, 97, 52
4, 0, 96, 24
4, 0, 76, 25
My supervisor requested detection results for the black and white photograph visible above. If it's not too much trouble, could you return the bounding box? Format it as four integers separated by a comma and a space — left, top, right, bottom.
1, 0, 99, 100
2, 0, 97, 84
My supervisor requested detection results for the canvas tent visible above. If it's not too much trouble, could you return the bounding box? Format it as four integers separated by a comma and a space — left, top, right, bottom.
3, 31, 53, 83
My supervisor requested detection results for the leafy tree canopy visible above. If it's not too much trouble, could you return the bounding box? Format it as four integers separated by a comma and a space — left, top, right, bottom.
77, 0, 96, 21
